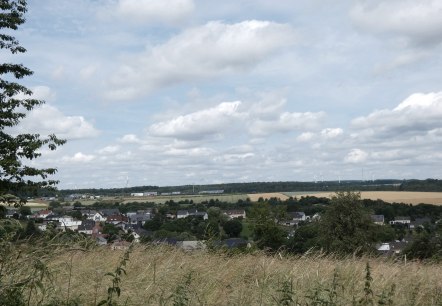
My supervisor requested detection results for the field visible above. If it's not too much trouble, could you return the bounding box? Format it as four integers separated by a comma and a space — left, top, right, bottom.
73, 194, 249, 206
247, 192, 289, 202
8, 244, 441, 305
281, 191, 442, 205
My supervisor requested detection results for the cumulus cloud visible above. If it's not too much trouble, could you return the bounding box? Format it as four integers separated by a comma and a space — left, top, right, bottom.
114, 0, 194, 24
249, 111, 325, 136
149, 101, 243, 139
352, 92, 442, 140
118, 134, 143, 144
97, 145, 120, 154
62, 152, 95, 163
297, 132, 315, 142
351, 0, 442, 46
321, 128, 343, 139
106, 20, 296, 100
345, 149, 368, 163
13, 104, 99, 140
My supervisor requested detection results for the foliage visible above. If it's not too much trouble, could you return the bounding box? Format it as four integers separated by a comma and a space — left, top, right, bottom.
249, 203, 287, 251
318, 192, 377, 254
98, 244, 133, 306
0, 0, 65, 203
223, 219, 243, 238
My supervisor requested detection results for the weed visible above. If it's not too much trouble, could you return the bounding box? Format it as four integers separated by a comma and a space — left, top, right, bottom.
98, 244, 133, 306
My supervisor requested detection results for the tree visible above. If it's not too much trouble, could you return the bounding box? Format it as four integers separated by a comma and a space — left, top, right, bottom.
318, 192, 376, 255
223, 219, 243, 238
249, 203, 287, 251
0, 0, 65, 205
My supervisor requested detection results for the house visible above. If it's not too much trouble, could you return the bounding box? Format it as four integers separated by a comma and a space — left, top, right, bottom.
106, 214, 129, 225
100, 209, 120, 217
377, 240, 409, 256
128, 213, 151, 226
57, 216, 82, 231
79, 209, 98, 220
78, 220, 96, 235
176, 210, 189, 219
194, 211, 208, 220
371, 215, 385, 225
280, 219, 299, 227
131, 228, 152, 243
176, 209, 208, 220
288, 212, 306, 222
389, 217, 411, 225
410, 217, 432, 229
91, 212, 107, 222
224, 210, 246, 219
32, 209, 53, 219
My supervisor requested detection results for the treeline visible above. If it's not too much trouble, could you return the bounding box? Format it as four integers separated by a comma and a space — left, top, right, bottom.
18, 178, 442, 199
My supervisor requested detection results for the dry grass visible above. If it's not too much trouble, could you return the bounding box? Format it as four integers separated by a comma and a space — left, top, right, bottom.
40, 245, 442, 305
283, 191, 442, 205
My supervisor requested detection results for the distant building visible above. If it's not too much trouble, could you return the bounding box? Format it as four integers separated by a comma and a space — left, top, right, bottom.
223, 210, 246, 219
130, 193, 144, 197
199, 190, 224, 194
390, 217, 411, 225
371, 215, 385, 225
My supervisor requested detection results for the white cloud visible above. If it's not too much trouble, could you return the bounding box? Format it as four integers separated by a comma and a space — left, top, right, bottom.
149, 101, 242, 139
97, 145, 120, 154
321, 128, 343, 139
62, 152, 95, 163
345, 149, 368, 163
114, 0, 194, 24
118, 134, 143, 144
351, 0, 442, 46
297, 132, 315, 142
14, 104, 99, 140
249, 111, 325, 136
352, 92, 442, 139
106, 20, 296, 100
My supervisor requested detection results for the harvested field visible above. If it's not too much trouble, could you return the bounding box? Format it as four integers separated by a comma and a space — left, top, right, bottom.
247, 192, 289, 202
283, 191, 442, 205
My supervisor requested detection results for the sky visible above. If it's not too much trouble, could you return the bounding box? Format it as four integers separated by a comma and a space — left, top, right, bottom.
8, 0, 442, 189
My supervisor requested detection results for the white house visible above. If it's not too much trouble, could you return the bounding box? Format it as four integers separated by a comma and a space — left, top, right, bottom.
92, 212, 107, 222
224, 210, 246, 219
389, 217, 411, 225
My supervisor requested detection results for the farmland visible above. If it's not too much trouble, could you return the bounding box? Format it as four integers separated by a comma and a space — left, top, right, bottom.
281, 191, 442, 205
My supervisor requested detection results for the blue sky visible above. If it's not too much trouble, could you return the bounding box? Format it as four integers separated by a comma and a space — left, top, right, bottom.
10, 0, 442, 188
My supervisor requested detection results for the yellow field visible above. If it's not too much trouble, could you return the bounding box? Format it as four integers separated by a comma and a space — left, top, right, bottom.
283, 191, 442, 205
247, 192, 290, 201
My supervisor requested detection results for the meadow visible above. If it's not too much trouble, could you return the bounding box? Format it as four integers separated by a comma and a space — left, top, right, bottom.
6, 244, 442, 305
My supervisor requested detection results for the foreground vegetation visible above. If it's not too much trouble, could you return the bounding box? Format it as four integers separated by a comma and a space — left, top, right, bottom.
1, 239, 442, 306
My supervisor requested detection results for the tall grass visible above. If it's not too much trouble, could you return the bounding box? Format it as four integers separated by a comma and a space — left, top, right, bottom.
2, 242, 442, 305
45, 246, 442, 305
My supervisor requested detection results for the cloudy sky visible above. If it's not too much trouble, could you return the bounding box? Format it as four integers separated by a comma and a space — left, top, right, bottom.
10, 0, 442, 188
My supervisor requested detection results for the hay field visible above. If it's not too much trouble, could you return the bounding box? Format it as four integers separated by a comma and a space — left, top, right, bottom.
37, 245, 442, 305
247, 192, 290, 202
283, 191, 442, 205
